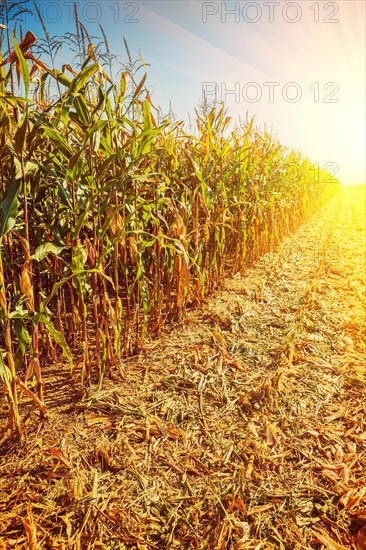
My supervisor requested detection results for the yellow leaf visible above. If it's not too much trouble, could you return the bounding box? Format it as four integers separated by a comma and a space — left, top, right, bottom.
49, 447, 70, 468
247, 503, 273, 515
312, 528, 351, 550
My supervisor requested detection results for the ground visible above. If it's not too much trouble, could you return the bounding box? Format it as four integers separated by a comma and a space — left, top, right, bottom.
0, 186, 365, 549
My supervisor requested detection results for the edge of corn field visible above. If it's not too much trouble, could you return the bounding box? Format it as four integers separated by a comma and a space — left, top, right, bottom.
0, 185, 365, 549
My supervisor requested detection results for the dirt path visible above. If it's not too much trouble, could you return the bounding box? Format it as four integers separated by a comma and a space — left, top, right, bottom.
0, 186, 365, 549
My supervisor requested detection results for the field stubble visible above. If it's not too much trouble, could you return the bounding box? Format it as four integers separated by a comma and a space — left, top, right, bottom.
0, 186, 365, 549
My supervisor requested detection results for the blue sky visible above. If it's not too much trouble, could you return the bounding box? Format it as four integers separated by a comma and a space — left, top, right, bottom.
7, 0, 366, 185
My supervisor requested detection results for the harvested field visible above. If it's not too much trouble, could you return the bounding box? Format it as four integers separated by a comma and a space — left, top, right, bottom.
1, 185, 365, 549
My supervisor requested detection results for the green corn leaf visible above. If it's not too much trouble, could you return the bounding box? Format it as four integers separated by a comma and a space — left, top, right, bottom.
31, 243, 65, 262
72, 203, 91, 240
50, 69, 72, 87
70, 64, 99, 94
0, 95, 33, 105
39, 315, 74, 370
14, 318, 31, 355
0, 178, 21, 236
91, 85, 108, 117
143, 99, 153, 131
100, 136, 114, 157
9, 309, 31, 319
12, 33, 30, 97
54, 180, 72, 209
44, 128, 73, 157
85, 120, 108, 141
117, 71, 128, 105
71, 95, 90, 127
0, 351, 14, 405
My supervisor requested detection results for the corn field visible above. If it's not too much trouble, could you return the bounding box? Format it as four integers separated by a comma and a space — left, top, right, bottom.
0, 8, 340, 437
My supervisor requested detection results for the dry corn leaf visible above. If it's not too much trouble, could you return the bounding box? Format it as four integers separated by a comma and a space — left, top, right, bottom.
327, 408, 347, 422
15, 377, 47, 415
246, 504, 273, 516
266, 421, 279, 447
216, 354, 224, 374
49, 447, 70, 468
312, 528, 350, 550
233, 498, 248, 514
357, 525, 366, 550
22, 506, 37, 550
340, 486, 366, 509
167, 426, 187, 443
85, 414, 114, 426
212, 330, 226, 349
248, 422, 259, 438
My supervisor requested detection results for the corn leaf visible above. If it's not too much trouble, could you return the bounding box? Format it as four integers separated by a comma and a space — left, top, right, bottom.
12, 33, 29, 96
31, 243, 65, 262
39, 315, 73, 370
0, 178, 21, 236
70, 64, 99, 94
0, 352, 14, 405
